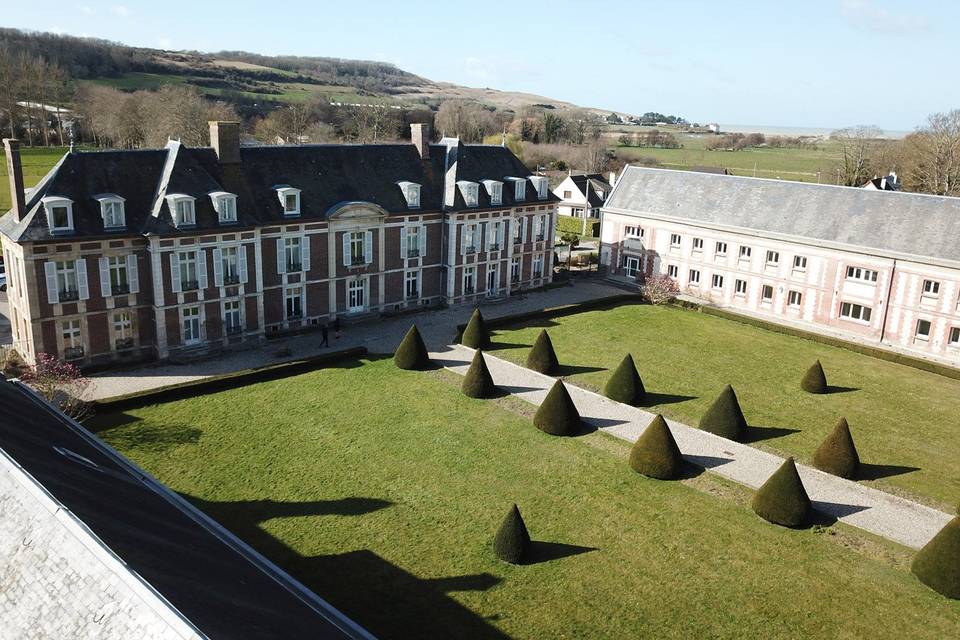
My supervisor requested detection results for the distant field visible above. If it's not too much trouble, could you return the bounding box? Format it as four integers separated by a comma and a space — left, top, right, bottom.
0, 147, 70, 212
609, 133, 845, 184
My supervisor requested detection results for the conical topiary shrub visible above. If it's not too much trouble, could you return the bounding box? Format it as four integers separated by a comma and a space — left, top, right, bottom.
751, 457, 811, 528
603, 354, 646, 406
526, 329, 559, 375
912, 516, 960, 599
462, 349, 497, 399
493, 504, 531, 564
812, 417, 860, 479
394, 324, 430, 370
801, 360, 828, 394
698, 385, 748, 441
533, 380, 581, 436
629, 414, 683, 480
461, 308, 489, 349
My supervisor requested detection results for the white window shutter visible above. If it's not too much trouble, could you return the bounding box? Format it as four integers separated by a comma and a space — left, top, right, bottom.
238, 244, 248, 283
419, 225, 427, 257
498, 222, 504, 246
99, 257, 111, 298
364, 231, 373, 264
342, 233, 351, 267
213, 248, 224, 287
76, 258, 89, 300
461, 225, 468, 255
170, 252, 181, 293
277, 238, 286, 274
302, 236, 311, 272
44, 261, 59, 304
400, 227, 407, 257
126, 254, 139, 294
482, 223, 489, 252
197, 249, 208, 289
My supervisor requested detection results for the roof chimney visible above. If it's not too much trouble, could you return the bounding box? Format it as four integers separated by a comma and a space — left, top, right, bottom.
3, 139, 25, 223
411, 123, 430, 160
209, 121, 241, 164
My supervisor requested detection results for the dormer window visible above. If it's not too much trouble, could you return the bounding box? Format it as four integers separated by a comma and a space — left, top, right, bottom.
529, 176, 549, 200
275, 186, 301, 216
209, 191, 238, 224
457, 181, 479, 207
397, 181, 421, 209
482, 180, 503, 206
166, 194, 196, 228
42, 196, 74, 234
94, 195, 125, 229
506, 177, 525, 201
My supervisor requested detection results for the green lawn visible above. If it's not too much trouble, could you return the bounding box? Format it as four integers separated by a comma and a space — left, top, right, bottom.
0, 146, 69, 212
487, 304, 960, 509
86, 357, 960, 639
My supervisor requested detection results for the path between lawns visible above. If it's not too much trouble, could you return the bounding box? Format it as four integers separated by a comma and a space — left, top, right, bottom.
433, 344, 952, 550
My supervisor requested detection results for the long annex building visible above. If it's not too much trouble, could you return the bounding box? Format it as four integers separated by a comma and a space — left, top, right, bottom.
0, 123, 557, 366
601, 166, 960, 364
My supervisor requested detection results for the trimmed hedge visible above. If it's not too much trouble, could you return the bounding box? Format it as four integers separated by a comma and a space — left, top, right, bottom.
93, 346, 368, 413
603, 354, 645, 405
698, 384, 748, 441
801, 360, 828, 394
462, 350, 497, 399
461, 309, 490, 349
912, 516, 960, 599
394, 324, 430, 370
494, 504, 531, 564
812, 417, 860, 479
533, 380, 581, 436
751, 456, 811, 528
526, 330, 560, 375
629, 414, 683, 479
557, 214, 599, 238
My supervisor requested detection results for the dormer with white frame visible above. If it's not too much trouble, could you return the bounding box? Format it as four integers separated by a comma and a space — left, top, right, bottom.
93, 194, 126, 230
209, 191, 238, 224
481, 180, 503, 206
165, 194, 197, 228
505, 177, 526, 202
42, 196, 75, 234
529, 175, 549, 200
397, 181, 421, 209
275, 185, 301, 216
456, 180, 480, 208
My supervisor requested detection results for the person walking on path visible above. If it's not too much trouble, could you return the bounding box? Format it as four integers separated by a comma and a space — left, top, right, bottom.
333, 317, 341, 340
319, 324, 329, 348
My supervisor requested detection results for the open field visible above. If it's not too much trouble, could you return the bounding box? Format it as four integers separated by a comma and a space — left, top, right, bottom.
0, 146, 72, 212
86, 357, 960, 639
487, 304, 960, 509
608, 133, 845, 183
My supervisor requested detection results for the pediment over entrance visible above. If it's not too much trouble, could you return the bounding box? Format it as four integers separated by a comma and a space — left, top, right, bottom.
326, 201, 389, 221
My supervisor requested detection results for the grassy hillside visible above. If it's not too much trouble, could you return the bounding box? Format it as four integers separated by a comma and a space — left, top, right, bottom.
0, 147, 69, 212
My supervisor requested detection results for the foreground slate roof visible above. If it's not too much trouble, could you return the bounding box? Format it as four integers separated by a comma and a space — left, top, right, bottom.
566, 173, 612, 207
605, 166, 960, 267
0, 380, 369, 639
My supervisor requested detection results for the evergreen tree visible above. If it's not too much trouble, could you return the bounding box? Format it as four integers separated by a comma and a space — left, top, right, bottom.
493, 504, 531, 564
912, 515, 960, 599
393, 324, 430, 370
533, 380, 581, 436
461, 308, 489, 349
812, 417, 860, 479
629, 415, 683, 479
801, 360, 828, 394
462, 349, 497, 398
751, 457, 811, 527
603, 354, 646, 405
526, 329, 559, 375
698, 385, 748, 441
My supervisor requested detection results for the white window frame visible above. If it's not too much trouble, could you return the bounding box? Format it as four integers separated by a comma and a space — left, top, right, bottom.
692, 237, 704, 253
667, 264, 678, 278
739, 246, 752, 260
178, 251, 200, 291
511, 256, 521, 282
508, 177, 526, 201
405, 270, 420, 299
688, 269, 700, 286
347, 278, 366, 312
95, 195, 126, 229
536, 215, 547, 242
624, 255, 641, 279
285, 237, 304, 271
223, 299, 243, 335
734, 278, 747, 296
348, 232, 365, 265
793, 255, 807, 271
483, 180, 503, 206
788, 290, 802, 307
533, 254, 544, 278
397, 181, 421, 209
670, 233, 682, 248
182, 306, 202, 345
711, 273, 724, 290
276, 187, 302, 216
915, 318, 932, 340
42, 196, 74, 234
715, 241, 727, 256
463, 266, 476, 294
405, 226, 421, 258
625, 226, 643, 239
285, 286, 304, 320
108, 256, 129, 294
221, 246, 240, 284
62, 319, 83, 358
56, 260, 79, 300
949, 327, 960, 346
765, 250, 780, 267
761, 284, 774, 302
845, 266, 878, 283
113, 311, 133, 349
922, 279, 941, 298
839, 301, 872, 323
167, 195, 197, 227
210, 191, 238, 224
458, 181, 479, 207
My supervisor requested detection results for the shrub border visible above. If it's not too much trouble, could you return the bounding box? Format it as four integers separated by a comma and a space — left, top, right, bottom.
456, 293, 643, 337
93, 346, 368, 413
681, 303, 960, 381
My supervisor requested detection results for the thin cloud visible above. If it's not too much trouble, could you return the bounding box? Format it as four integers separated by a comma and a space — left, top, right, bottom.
840, 0, 930, 35
110, 5, 130, 17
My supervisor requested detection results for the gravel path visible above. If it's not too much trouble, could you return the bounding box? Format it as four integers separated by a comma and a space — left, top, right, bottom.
435, 345, 953, 550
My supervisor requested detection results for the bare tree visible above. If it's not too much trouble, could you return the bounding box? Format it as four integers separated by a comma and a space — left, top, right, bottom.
903, 110, 960, 196
831, 125, 882, 186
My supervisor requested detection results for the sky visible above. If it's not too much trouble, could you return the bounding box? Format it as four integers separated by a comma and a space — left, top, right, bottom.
7, 0, 960, 131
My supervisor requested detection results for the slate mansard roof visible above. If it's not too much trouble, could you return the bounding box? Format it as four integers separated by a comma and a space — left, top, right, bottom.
605, 166, 960, 268
564, 173, 612, 208
0, 380, 368, 639
0, 138, 556, 243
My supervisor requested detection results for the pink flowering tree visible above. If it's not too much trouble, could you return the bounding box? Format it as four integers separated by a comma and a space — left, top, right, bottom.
641, 274, 680, 305
21, 353, 93, 421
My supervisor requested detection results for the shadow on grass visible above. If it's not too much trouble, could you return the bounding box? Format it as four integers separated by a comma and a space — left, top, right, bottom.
640, 392, 697, 408
487, 340, 532, 351
184, 494, 510, 639
810, 501, 871, 526
858, 462, 921, 480
521, 541, 597, 566
742, 425, 801, 443
86, 413, 202, 453
557, 363, 607, 376
825, 385, 860, 394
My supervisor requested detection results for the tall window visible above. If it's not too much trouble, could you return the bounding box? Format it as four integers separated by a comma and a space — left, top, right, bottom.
624, 256, 641, 279
285, 237, 303, 271
182, 306, 201, 344
216, 195, 237, 223
56, 261, 79, 300
285, 193, 300, 214
536, 215, 547, 241
715, 241, 727, 256
102, 200, 125, 228
711, 274, 724, 289
62, 319, 83, 358
349, 232, 365, 265
224, 300, 242, 334
922, 279, 941, 298
533, 255, 544, 277
688, 269, 700, 285
846, 266, 878, 283
179, 251, 198, 290
464, 266, 476, 293
761, 284, 774, 301
513, 218, 524, 244
108, 256, 129, 293
793, 255, 807, 271
735, 279, 747, 296
222, 246, 240, 284
489, 221, 502, 251
788, 290, 802, 307
840, 301, 872, 322
175, 199, 195, 226
765, 250, 780, 266
464, 224, 478, 253
916, 318, 932, 340
285, 286, 303, 319
405, 270, 420, 299
670, 233, 681, 248
49, 204, 72, 231
950, 327, 960, 345
406, 226, 421, 257
692, 238, 704, 252
739, 246, 752, 260
511, 256, 521, 282
113, 311, 133, 349
667, 264, 678, 278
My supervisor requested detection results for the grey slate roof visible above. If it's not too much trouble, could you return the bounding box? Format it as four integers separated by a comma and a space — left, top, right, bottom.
568, 173, 612, 207
0, 380, 367, 639
0, 139, 554, 243
605, 166, 960, 267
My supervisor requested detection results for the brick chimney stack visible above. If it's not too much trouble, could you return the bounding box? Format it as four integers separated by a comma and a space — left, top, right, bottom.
209, 121, 241, 164
411, 123, 430, 160
3, 139, 25, 223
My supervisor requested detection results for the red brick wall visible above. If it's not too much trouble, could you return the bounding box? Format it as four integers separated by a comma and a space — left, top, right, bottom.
306, 282, 329, 316
384, 271, 403, 304
263, 288, 282, 325
261, 239, 279, 288
164, 308, 180, 347
422, 266, 441, 297
88, 313, 109, 355
40, 320, 58, 358
205, 301, 222, 340
244, 297, 259, 331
